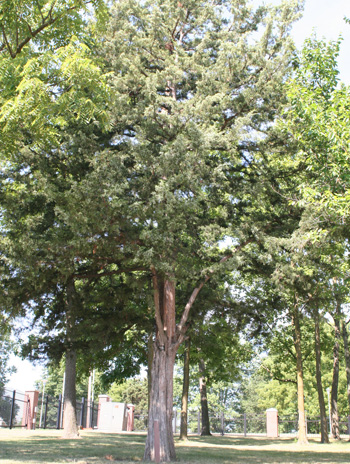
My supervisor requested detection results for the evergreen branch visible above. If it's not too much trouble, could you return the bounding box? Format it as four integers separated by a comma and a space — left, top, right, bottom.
170, 19, 180, 40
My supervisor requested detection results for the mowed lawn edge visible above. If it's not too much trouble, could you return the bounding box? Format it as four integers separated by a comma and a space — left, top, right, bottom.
0, 430, 350, 464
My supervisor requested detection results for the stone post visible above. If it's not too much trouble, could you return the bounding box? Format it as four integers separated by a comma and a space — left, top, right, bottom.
97, 395, 110, 429
127, 404, 135, 432
266, 408, 279, 438
22, 391, 39, 430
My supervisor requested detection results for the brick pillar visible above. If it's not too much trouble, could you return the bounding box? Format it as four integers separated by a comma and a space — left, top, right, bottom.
127, 404, 135, 431
97, 395, 110, 429
266, 408, 278, 438
22, 391, 39, 430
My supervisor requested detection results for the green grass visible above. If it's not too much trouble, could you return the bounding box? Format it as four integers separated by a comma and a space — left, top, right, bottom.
0, 430, 349, 464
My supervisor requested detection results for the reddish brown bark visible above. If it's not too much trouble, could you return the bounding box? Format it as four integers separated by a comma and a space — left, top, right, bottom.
144, 340, 177, 461
144, 274, 179, 462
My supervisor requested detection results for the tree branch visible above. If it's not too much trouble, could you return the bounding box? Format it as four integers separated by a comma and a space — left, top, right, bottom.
151, 265, 166, 346
261, 363, 297, 384
177, 237, 255, 338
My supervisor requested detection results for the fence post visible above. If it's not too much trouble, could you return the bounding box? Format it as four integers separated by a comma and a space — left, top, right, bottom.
43, 395, 49, 429
80, 397, 85, 428
244, 413, 247, 437
9, 390, 16, 429
90, 400, 94, 428
197, 411, 200, 435
221, 412, 224, 435
56, 394, 62, 429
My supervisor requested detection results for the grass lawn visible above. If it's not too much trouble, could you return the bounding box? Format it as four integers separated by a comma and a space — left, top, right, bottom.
0, 430, 349, 464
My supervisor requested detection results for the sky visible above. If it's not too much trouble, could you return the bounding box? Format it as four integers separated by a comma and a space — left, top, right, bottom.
5, 0, 350, 393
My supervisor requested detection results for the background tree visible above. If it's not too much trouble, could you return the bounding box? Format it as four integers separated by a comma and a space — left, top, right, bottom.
282, 36, 350, 221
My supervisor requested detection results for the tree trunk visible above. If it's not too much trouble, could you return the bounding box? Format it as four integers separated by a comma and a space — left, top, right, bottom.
62, 348, 79, 439
292, 304, 308, 444
331, 298, 341, 440
341, 320, 350, 419
144, 339, 177, 461
147, 333, 154, 412
144, 267, 207, 461
313, 306, 329, 443
61, 279, 80, 439
180, 338, 190, 441
199, 358, 211, 436
144, 277, 178, 462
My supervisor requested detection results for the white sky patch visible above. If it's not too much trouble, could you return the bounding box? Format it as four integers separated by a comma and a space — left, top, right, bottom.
6, 354, 44, 392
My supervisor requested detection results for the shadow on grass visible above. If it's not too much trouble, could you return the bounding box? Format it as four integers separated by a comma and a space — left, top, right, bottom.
181, 435, 298, 447
176, 446, 350, 464
176, 436, 350, 463
0, 432, 350, 463
0, 432, 145, 463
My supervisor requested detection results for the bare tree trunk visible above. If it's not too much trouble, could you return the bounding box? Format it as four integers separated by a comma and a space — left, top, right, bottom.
144, 277, 178, 462
292, 304, 308, 444
62, 349, 79, 439
341, 320, 350, 418
313, 306, 329, 443
144, 338, 177, 461
62, 279, 80, 439
180, 338, 190, 441
331, 298, 341, 440
199, 358, 211, 436
143, 263, 215, 461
